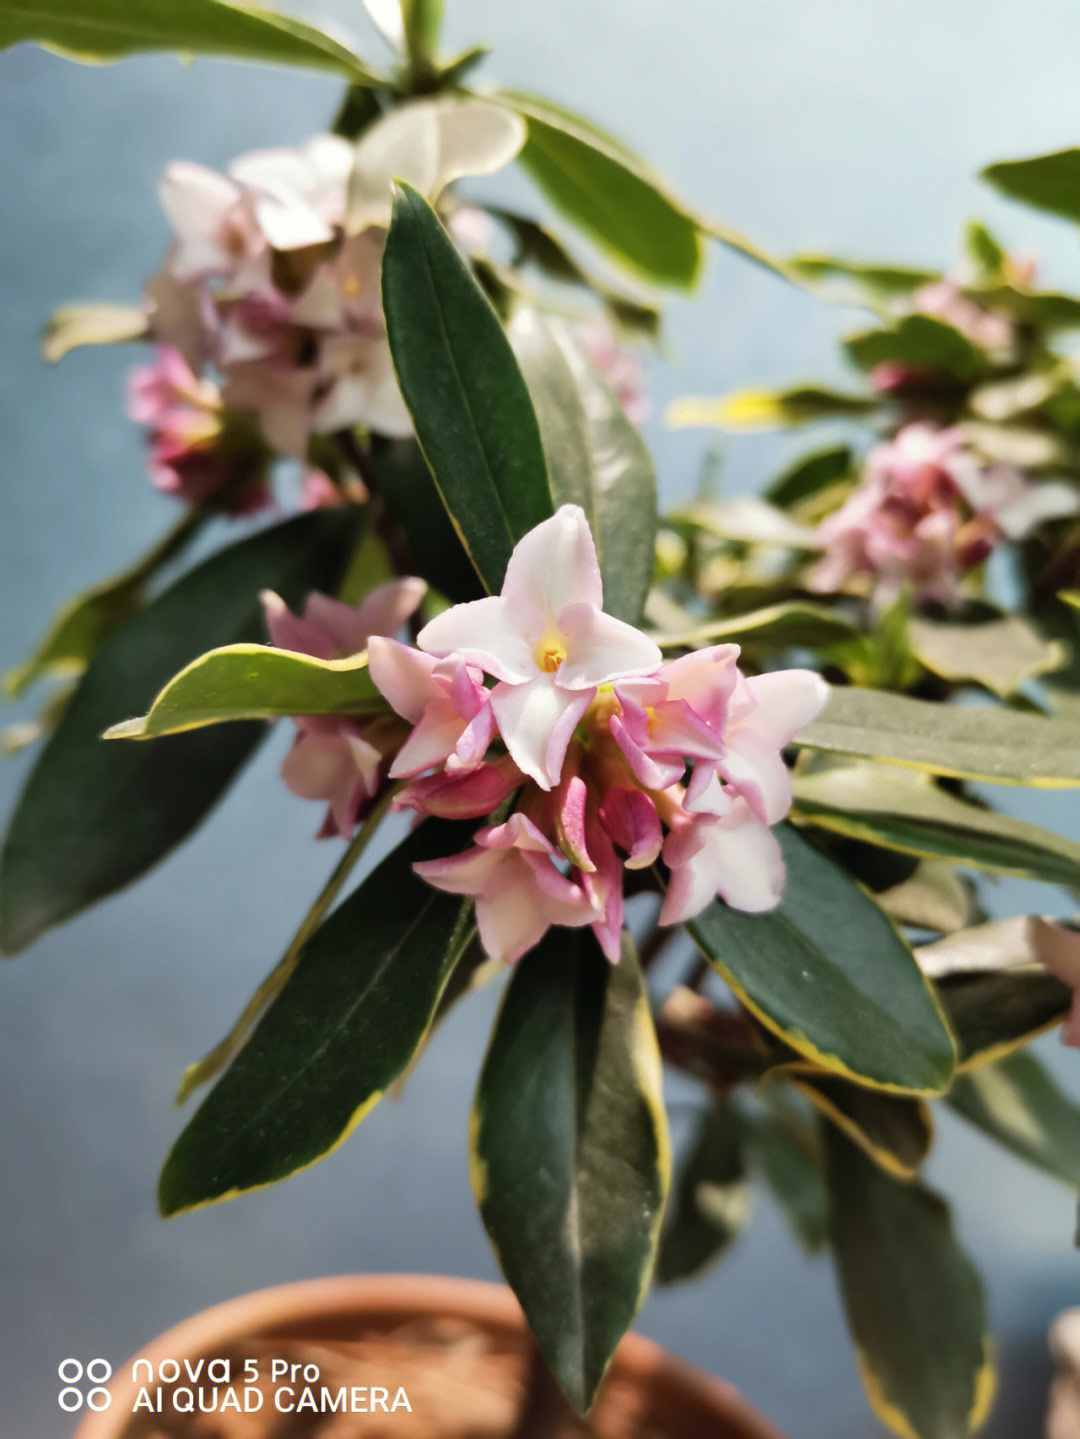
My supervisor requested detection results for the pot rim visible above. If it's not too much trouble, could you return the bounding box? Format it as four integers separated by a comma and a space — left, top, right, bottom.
73, 1272, 787, 1439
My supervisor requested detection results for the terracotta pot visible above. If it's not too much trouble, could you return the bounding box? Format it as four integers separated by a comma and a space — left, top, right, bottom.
73, 1274, 787, 1439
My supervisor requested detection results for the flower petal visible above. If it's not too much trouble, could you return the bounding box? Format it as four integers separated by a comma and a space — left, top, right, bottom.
557, 604, 662, 687
491, 677, 594, 790
418, 596, 536, 682
501, 504, 602, 627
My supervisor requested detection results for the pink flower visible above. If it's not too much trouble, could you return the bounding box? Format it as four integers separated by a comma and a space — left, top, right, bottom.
414, 814, 597, 965
577, 315, 650, 424
807, 423, 1076, 609
417, 506, 662, 789
367, 639, 495, 779
127, 346, 270, 512
262, 580, 426, 836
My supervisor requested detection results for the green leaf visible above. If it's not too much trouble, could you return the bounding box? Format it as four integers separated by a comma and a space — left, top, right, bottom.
6, 512, 203, 699
964, 221, 1006, 276
981, 149, 1080, 224
507, 307, 657, 625
948, 1051, 1080, 1188
42, 302, 148, 362
791, 1076, 932, 1180
792, 761, 1080, 891
495, 90, 704, 289
765, 445, 852, 509
686, 825, 956, 1094
916, 917, 1074, 1066
158, 820, 474, 1214
0, 509, 360, 954
107, 645, 385, 738
845, 315, 988, 382
470, 930, 669, 1412
967, 283, 1080, 332
746, 1112, 828, 1251
381, 183, 552, 594
788, 254, 937, 297
908, 613, 1065, 698
2, 0, 379, 77
935, 970, 1069, 1069
666, 386, 874, 431
490, 208, 662, 335
366, 437, 483, 604
652, 600, 858, 653
826, 1127, 994, 1439
797, 686, 1080, 788
656, 1100, 748, 1285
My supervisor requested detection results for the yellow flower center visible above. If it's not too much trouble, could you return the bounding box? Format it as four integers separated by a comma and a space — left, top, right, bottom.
537, 639, 567, 673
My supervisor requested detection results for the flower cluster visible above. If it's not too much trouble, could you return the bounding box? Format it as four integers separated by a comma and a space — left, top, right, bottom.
361, 506, 828, 965
807, 422, 1077, 609
133, 101, 523, 502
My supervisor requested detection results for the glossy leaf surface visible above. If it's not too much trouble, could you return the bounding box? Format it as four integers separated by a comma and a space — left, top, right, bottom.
471, 931, 669, 1411
0, 509, 359, 952
687, 826, 956, 1093
948, 1051, 1080, 1187
382, 184, 552, 594
497, 90, 703, 288
159, 820, 474, 1213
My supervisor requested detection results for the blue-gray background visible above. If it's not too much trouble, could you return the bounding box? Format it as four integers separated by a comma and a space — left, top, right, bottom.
4, 3, 1080, 1434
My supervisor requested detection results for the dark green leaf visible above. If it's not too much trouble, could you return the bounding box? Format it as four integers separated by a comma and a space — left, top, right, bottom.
797, 686, 1080, 788
981, 149, 1080, 223
656, 1100, 747, 1284
845, 315, 988, 381
765, 445, 852, 509
936, 971, 1069, 1068
508, 307, 656, 625
3, 0, 379, 77
367, 437, 484, 604
686, 825, 956, 1093
827, 1128, 994, 1439
792, 761, 1080, 891
471, 930, 669, 1411
916, 917, 1076, 1066
0, 509, 360, 953
6, 512, 203, 699
746, 1112, 828, 1251
381, 184, 552, 594
158, 820, 473, 1213
496, 90, 703, 289
948, 1051, 1080, 1187
793, 1076, 932, 1180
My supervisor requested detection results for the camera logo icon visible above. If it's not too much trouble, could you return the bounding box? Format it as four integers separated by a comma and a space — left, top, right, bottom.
58, 1358, 112, 1413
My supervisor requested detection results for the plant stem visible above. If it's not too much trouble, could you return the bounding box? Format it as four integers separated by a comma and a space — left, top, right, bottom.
175, 787, 397, 1103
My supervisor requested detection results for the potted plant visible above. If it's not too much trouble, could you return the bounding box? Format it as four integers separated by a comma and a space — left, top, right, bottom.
4, 4, 1080, 1437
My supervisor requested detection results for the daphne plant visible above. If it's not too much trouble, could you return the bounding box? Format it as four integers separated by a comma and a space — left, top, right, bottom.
6, 5, 1080, 1439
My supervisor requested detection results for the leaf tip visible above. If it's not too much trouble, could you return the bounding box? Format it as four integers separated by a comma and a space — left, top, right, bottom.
102, 716, 148, 741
